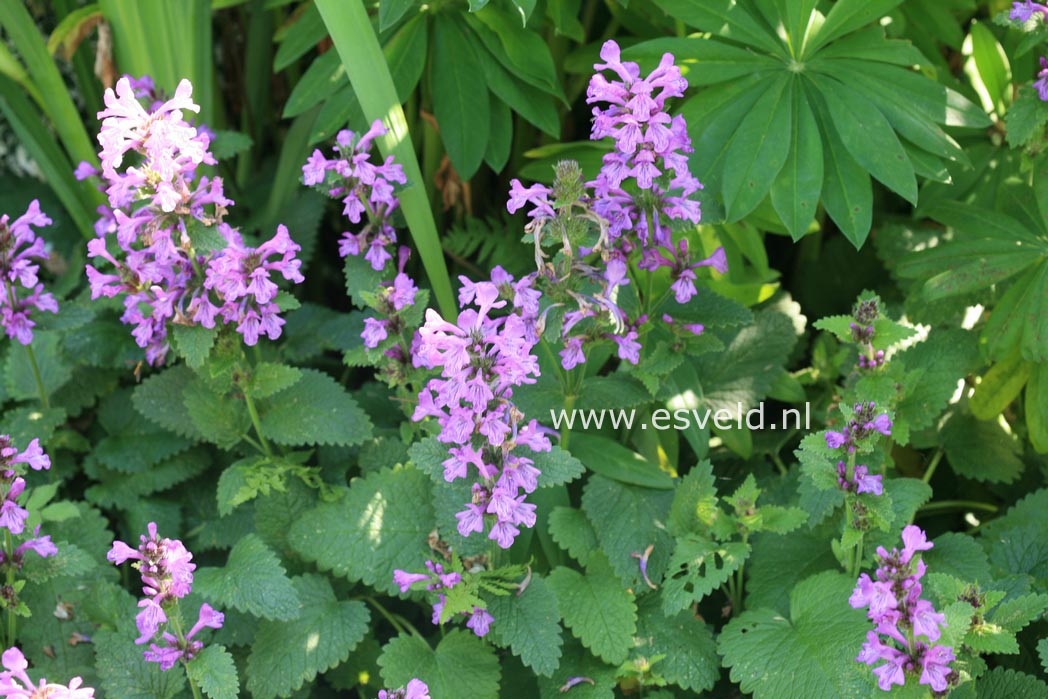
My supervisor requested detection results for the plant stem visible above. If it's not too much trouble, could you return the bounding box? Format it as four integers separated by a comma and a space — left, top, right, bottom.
363, 596, 420, 638
24, 343, 49, 409
851, 535, 865, 578
917, 500, 998, 516
242, 389, 273, 456
4, 531, 14, 646
921, 449, 944, 484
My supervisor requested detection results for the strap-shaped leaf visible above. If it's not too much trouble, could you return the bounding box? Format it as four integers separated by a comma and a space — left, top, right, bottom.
806, 0, 906, 56
651, 0, 785, 56
431, 14, 490, 179
771, 86, 822, 240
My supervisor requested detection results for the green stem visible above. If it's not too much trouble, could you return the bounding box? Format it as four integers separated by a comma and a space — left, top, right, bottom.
169, 608, 203, 699
921, 449, 944, 484
917, 500, 999, 516
4, 531, 14, 646
363, 596, 420, 638
24, 343, 49, 409
560, 393, 576, 450
851, 534, 865, 578
242, 389, 273, 457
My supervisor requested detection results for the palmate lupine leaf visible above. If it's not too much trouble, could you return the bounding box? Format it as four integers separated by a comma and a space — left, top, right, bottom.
650, 0, 989, 245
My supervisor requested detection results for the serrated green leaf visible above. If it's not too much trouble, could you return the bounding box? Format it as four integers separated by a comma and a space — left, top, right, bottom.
661, 536, 749, 614
487, 576, 563, 677
246, 574, 370, 699
990, 525, 1048, 590
547, 552, 637, 665
1006, 87, 1048, 147
632, 595, 718, 692
5, 332, 71, 400
942, 413, 1024, 483
719, 572, 872, 699
289, 465, 435, 595
133, 365, 203, 439
548, 506, 597, 566
961, 668, 1048, 699
246, 362, 302, 398
894, 328, 979, 437
195, 534, 300, 620
258, 369, 372, 446
183, 378, 249, 449
95, 628, 186, 699
187, 645, 239, 699
581, 475, 674, 587
747, 528, 839, 614
379, 630, 501, 699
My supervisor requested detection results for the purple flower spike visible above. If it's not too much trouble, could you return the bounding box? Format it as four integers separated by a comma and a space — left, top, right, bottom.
850, 525, 953, 693
0, 201, 58, 345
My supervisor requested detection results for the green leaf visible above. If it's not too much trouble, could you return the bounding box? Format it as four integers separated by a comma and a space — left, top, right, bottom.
485, 95, 512, 171
284, 49, 345, 118
966, 21, 1011, 116
183, 378, 249, 450
970, 350, 1031, 420
431, 15, 489, 179
747, 528, 839, 614
487, 576, 563, 677
478, 46, 560, 137
246, 574, 370, 699
258, 369, 372, 446
172, 324, 216, 369
274, 3, 325, 71
1039, 637, 1048, 673
581, 475, 674, 587
624, 37, 779, 86
894, 328, 979, 436
1006, 87, 1048, 147
990, 525, 1048, 588
195, 534, 301, 620
719, 572, 872, 699
771, 89, 822, 240
651, 0, 784, 55
132, 365, 203, 440
209, 130, 253, 160
567, 434, 675, 489
289, 465, 435, 595
530, 446, 585, 488
246, 362, 302, 398
547, 552, 637, 665
386, 15, 427, 100
632, 595, 718, 693
548, 507, 598, 566
960, 667, 1048, 698
94, 628, 186, 699
1028, 364, 1048, 453
661, 536, 750, 614
814, 74, 917, 203
813, 85, 872, 246
187, 645, 239, 699
379, 0, 416, 30
807, 0, 905, 55
5, 332, 71, 400
379, 630, 502, 699
723, 74, 792, 221
468, 7, 562, 97
942, 413, 1024, 483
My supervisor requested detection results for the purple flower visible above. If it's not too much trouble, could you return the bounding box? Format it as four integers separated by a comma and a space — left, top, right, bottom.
465, 607, 494, 637
851, 526, 953, 693
0, 201, 59, 345
0, 646, 95, 697
14, 526, 58, 560
1012, 1, 1048, 21
393, 569, 430, 594
379, 679, 431, 699
362, 317, 389, 349
1036, 57, 1048, 101
825, 431, 847, 449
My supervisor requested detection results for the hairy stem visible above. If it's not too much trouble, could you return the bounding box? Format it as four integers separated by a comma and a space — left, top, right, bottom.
242, 388, 273, 456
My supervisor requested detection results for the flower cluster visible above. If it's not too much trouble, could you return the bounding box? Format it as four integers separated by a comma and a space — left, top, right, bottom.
850, 526, 955, 693
0, 647, 94, 698
393, 561, 494, 638
836, 461, 883, 496
850, 297, 886, 370
83, 75, 303, 364
1035, 57, 1048, 101
107, 522, 223, 669
378, 679, 431, 699
0, 200, 58, 344
507, 42, 726, 371
825, 402, 893, 453
412, 278, 550, 548
0, 435, 57, 567
303, 122, 422, 368
302, 120, 406, 269
1012, 1, 1048, 22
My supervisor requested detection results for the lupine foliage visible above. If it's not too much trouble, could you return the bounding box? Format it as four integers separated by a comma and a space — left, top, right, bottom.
0, 1, 1047, 698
